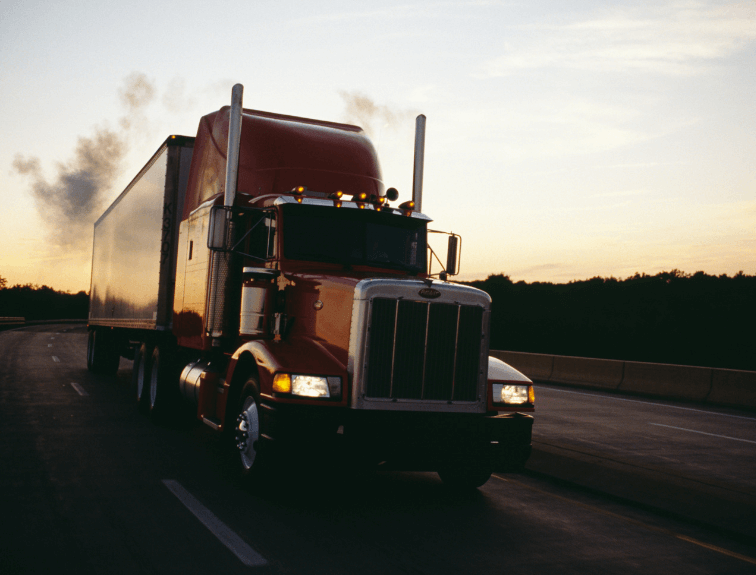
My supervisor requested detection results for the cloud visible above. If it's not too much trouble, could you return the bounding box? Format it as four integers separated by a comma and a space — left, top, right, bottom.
440, 97, 663, 160
516, 263, 565, 275
589, 189, 651, 199
291, 3, 461, 26
408, 84, 437, 104
477, 2, 756, 77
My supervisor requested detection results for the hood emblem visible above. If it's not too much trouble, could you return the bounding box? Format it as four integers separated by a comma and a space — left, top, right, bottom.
418, 287, 441, 299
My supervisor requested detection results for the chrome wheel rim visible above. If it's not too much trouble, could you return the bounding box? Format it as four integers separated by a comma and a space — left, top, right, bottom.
236, 397, 260, 470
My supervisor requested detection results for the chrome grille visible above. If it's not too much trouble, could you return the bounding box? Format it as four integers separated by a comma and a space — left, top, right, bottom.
365, 298, 484, 402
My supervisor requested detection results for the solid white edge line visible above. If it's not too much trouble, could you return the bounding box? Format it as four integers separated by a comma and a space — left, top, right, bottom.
162, 479, 267, 567
649, 423, 756, 444
536, 386, 756, 421
51, 356, 60, 363
70, 382, 88, 396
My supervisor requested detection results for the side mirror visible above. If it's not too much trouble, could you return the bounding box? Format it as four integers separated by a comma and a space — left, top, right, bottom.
207, 206, 231, 250
446, 235, 459, 276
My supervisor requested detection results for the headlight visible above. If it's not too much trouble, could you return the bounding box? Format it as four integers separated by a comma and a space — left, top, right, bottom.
272, 373, 342, 399
492, 383, 531, 405
292, 375, 330, 397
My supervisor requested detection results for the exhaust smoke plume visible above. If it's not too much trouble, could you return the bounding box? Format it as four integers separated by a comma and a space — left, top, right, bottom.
339, 91, 415, 139
119, 72, 156, 130
13, 131, 125, 247
13, 73, 156, 249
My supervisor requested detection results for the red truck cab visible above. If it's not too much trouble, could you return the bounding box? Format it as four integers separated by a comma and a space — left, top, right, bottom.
87, 87, 533, 489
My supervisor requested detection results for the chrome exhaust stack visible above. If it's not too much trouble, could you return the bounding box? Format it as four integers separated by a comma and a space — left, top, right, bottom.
224, 83, 244, 208
412, 114, 426, 212
207, 84, 244, 342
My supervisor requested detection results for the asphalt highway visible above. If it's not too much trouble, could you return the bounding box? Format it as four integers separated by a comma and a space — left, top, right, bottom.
530, 384, 756, 542
1, 324, 755, 574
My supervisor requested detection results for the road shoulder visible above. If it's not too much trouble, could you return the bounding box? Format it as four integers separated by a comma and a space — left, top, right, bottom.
527, 440, 756, 544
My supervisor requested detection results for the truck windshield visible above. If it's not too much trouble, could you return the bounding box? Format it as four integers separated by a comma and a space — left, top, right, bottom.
283, 204, 427, 273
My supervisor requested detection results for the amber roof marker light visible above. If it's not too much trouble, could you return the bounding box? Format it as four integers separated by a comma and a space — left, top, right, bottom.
291, 185, 307, 203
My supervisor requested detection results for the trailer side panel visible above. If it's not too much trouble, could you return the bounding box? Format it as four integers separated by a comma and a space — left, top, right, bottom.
89, 137, 194, 330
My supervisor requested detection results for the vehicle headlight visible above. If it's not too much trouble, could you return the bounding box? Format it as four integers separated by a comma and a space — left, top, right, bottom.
492, 383, 531, 405
272, 373, 342, 399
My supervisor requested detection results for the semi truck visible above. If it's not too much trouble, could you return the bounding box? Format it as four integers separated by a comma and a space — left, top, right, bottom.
87, 84, 534, 488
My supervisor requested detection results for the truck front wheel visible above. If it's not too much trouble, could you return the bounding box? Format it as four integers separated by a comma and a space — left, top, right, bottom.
234, 379, 268, 478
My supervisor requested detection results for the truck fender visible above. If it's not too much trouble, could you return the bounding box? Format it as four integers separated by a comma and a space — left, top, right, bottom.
227, 337, 348, 399
227, 341, 276, 398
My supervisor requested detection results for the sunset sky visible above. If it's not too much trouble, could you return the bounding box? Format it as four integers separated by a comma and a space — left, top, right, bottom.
1, 0, 754, 294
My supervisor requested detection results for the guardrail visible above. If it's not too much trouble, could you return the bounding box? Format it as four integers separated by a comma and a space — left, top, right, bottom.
0, 317, 25, 331
491, 350, 756, 410
0, 318, 86, 332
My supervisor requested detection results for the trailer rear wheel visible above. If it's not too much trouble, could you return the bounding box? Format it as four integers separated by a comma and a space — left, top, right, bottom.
87, 328, 120, 375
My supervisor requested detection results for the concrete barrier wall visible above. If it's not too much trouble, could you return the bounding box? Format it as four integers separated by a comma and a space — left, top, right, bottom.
707, 369, 756, 407
0, 317, 25, 332
492, 350, 756, 410
551, 355, 624, 390
620, 361, 712, 402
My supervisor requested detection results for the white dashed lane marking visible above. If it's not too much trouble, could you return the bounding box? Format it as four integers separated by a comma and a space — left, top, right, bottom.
70, 383, 88, 396
162, 480, 267, 567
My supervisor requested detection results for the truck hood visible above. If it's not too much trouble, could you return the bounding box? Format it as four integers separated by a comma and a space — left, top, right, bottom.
281, 268, 491, 372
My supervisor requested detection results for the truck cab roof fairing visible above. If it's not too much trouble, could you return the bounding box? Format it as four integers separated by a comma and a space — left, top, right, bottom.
182, 108, 385, 219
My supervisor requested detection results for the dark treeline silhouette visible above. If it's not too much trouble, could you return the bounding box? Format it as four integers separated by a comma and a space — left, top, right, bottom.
2, 272, 753, 370
468, 270, 755, 372
0, 277, 88, 321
